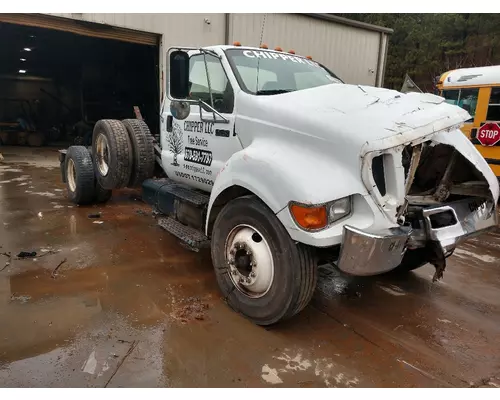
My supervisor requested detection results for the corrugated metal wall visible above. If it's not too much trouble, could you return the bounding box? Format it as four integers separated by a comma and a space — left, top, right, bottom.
43, 13, 388, 88
229, 14, 383, 86
47, 13, 225, 47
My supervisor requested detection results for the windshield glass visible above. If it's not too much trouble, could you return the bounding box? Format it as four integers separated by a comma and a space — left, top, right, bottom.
225, 49, 342, 95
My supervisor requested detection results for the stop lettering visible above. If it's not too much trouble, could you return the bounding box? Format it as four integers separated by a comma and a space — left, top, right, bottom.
477, 122, 500, 146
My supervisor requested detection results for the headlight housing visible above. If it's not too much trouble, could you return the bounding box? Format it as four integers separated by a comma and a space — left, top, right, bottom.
328, 197, 351, 223
289, 196, 352, 231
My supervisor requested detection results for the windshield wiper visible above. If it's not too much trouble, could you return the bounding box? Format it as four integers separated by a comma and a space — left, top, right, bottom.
256, 89, 293, 96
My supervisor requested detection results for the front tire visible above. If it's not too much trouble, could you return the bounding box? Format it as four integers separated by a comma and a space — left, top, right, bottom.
211, 195, 317, 326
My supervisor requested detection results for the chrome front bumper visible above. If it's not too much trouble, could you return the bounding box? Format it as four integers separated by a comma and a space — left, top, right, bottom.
337, 197, 498, 276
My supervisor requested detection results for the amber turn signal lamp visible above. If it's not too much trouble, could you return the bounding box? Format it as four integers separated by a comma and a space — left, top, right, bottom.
290, 204, 327, 230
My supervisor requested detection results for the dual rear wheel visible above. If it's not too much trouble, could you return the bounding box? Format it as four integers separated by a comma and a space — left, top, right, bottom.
64, 119, 155, 205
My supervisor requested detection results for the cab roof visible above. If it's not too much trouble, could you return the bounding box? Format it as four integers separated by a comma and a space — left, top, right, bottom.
439, 65, 500, 88
199, 45, 313, 61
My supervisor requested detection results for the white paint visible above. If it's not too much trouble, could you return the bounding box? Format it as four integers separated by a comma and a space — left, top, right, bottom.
160, 45, 499, 278
437, 318, 452, 324
440, 65, 500, 88
314, 357, 359, 388
275, 352, 312, 371
54, 189, 63, 192
53, 205, 64, 209
93, 221, 104, 225
17, 182, 28, 186
261, 364, 283, 384
37, 212, 43, 218
453, 248, 497, 263
81, 351, 97, 375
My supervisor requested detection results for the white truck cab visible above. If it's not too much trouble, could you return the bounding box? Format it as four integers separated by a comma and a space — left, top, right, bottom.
61, 44, 499, 326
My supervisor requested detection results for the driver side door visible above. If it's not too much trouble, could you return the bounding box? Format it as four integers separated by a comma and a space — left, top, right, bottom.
163, 53, 241, 192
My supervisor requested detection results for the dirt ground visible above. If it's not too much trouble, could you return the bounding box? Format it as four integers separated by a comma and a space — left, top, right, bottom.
1, 146, 499, 388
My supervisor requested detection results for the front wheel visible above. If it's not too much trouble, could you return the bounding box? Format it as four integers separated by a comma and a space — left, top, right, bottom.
211, 195, 317, 326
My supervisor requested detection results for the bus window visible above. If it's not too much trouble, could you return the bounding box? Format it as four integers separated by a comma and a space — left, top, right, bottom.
486, 87, 500, 121
442, 88, 479, 121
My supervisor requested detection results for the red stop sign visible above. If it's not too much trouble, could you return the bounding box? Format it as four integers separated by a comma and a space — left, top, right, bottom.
477, 122, 500, 146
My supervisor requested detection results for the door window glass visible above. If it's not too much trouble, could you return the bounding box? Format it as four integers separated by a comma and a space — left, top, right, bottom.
189, 54, 234, 113
442, 88, 479, 121
486, 87, 500, 121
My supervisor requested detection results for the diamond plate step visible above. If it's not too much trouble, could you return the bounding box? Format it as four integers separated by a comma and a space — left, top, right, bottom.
148, 178, 209, 206
157, 216, 210, 249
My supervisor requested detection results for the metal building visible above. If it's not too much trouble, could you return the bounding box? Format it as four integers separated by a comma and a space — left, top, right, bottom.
1, 13, 392, 91
0, 13, 392, 144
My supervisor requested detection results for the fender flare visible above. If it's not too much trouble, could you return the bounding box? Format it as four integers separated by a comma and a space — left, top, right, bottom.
205, 140, 366, 237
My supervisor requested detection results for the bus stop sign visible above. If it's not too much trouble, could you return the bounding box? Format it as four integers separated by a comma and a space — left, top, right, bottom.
477, 122, 500, 146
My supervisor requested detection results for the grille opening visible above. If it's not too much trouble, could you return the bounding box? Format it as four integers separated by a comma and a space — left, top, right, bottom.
429, 210, 457, 229
406, 143, 484, 196
372, 155, 386, 196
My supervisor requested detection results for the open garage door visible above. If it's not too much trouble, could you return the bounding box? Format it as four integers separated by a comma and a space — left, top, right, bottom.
0, 16, 160, 149
0, 13, 159, 46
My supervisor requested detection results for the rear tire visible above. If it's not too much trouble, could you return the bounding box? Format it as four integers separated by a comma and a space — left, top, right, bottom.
122, 119, 155, 187
92, 119, 132, 190
65, 146, 95, 205
93, 183, 112, 203
211, 195, 317, 326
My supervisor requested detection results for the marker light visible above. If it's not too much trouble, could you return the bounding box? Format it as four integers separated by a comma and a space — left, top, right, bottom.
260, 43, 268, 49
233, 41, 241, 46
275, 46, 283, 52
290, 204, 327, 231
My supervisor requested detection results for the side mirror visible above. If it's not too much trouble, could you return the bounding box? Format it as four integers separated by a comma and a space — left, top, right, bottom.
169, 50, 190, 99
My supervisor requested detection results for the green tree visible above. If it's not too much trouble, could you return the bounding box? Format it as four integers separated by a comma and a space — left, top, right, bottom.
335, 14, 500, 91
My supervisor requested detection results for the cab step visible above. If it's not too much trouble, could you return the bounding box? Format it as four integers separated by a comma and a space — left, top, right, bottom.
142, 178, 209, 213
157, 216, 210, 250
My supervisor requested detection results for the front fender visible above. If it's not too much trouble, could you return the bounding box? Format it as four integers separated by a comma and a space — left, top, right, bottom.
205, 138, 368, 236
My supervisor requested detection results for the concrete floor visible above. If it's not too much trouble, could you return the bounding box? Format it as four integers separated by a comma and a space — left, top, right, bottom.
0, 146, 500, 388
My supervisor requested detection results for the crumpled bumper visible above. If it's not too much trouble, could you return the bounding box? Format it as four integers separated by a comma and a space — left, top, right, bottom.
337, 197, 498, 276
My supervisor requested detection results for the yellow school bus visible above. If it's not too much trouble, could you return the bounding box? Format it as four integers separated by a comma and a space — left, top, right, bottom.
436, 65, 500, 178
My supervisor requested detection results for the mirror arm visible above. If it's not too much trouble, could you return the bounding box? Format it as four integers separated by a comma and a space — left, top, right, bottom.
202, 52, 216, 121
199, 100, 229, 123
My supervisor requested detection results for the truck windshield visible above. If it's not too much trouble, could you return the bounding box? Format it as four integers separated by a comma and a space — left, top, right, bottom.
225, 48, 342, 95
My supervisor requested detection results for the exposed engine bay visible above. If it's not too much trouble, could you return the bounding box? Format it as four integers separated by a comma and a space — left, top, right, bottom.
396, 142, 496, 280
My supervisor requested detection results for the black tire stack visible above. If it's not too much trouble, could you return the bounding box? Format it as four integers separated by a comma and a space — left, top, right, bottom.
64, 119, 155, 205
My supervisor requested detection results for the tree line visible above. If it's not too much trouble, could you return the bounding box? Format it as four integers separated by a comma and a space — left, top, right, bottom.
336, 14, 500, 91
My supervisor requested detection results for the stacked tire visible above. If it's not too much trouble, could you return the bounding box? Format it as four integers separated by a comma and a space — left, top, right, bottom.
64, 119, 155, 205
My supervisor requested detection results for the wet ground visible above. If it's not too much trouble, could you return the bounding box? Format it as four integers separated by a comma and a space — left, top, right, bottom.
1, 146, 500, 388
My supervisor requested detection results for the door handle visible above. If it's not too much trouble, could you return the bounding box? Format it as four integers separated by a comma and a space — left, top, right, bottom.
167, 115, 173, 132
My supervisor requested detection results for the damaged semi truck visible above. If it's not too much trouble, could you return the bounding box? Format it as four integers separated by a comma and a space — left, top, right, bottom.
59, 45, 499, 326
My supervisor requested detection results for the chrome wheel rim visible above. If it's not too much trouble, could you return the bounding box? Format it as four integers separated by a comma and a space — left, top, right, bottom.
96, 133, 110, 176
67, 158, 77, 192
225, 224, 274, 299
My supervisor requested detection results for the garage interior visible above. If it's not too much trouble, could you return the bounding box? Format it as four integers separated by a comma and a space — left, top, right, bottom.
0, 19, 160, 149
